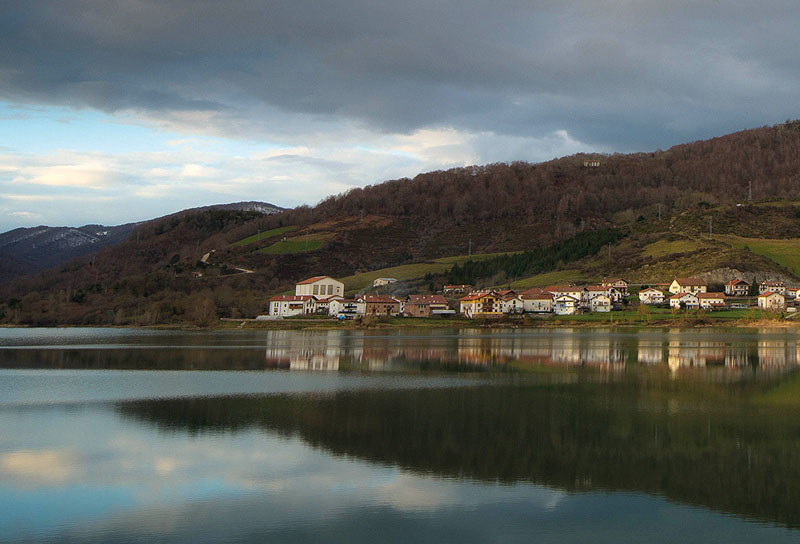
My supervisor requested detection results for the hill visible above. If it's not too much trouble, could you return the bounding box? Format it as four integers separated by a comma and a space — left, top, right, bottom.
0, 201, 283, 286
3, 121, 800, 325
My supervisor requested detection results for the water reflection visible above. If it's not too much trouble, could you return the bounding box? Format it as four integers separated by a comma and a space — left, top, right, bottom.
261, 328, 800, 378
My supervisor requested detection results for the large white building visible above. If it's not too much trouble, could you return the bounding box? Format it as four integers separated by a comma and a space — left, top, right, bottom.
295, 276, 344, 298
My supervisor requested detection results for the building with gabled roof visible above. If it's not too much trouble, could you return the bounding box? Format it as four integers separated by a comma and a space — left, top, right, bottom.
698, 292, 726, 310
404, 295, 451, 317
669, 277, 707, 295
670, 292, 699, 309
758, 291, 785, 310
724, 279, 750, 296
269, 295, 315, 317
459, 292, 502, 318
296, 276, 344, 298
759, 280, 786, 295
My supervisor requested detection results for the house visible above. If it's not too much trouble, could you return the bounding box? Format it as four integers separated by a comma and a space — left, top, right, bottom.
443, 285, 472, 294
553, 294, 580, 315
601, 278, 628, 295
639, 288, 665, 305
589, 294, 612, 313
310, 295, 343, 314
698, 292, 726, 310
545, 285, 584, 301
328, 299, 366, 318
670, 292, 699, 309
758, 291, 785, 310
459, 293, 502, 318
404, 295, 451, 317
669, 277, 707, 295
501, 294, 524, 314
724, 279, 750, 296
269, 295, 314, 317
296, 276, 344, 298
759, 280, 786, 295
357, 295, 402, 316
787, 287, 799, 300
372, 277, 398, 287
521, 293, 553, 313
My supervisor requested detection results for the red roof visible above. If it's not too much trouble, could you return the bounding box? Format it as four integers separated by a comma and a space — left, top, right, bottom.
297, 276, 332, 285
759, 291, 782, 298
407, 295, 449, 305
358, 295, 400, 304
698, 292, 725, 299
670, 293, 697, 299
460, 293, 496, 302
726, 279, 749, 286
522, 293, 554, 300
544, 285, 579, 292
674, 277, 707, 286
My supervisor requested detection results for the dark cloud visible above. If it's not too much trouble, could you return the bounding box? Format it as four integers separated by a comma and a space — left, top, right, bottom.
1, 0, 799, 150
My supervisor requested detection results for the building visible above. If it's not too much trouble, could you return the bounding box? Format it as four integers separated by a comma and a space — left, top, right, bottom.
269, 295, 314, 317
670, 292, 699, 309
328, 299, 366, 318
404, 295, 451, 317
310, 295, 343, 315
760, 281, 786, 295
553, 295, 580, 315
296, 276, 344, 298
521, 293, 553, 313
545, 285, 584, 301
501, 294, 524, 314
443, 285, 472, 294
357, 295, 402, 316
601, 278, 628, 295
639, 288, 665, 305
724, 279, 750, 296
589, 294, 612, 313
758, 292, 785, 310
459, 292, 502, 318
669, 277, 708, 295
372, 277, 398, 288
698, 292, 726, 310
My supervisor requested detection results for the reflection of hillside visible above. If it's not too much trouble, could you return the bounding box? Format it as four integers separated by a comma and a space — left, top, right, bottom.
118, 376, 800, 529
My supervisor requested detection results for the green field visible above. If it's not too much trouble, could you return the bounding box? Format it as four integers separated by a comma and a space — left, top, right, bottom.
339, 252, 521, 292
721, 235, 800, 276
232, 226, 296, 247
642, 239, 705, 258
258, 233, 330, 255
510, 269, 585, 289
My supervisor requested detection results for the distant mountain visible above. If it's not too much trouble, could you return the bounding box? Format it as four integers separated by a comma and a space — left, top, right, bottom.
0, 201, 283, 285
0, 223, 136, 284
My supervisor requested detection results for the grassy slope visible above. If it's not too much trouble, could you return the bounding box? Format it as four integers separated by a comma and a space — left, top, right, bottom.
231, 225, 296, 247
258, 233, 331, 255
721, 235, 800, 276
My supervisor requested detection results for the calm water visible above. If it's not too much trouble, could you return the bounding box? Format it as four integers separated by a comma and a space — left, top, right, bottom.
2, 327, 800, 543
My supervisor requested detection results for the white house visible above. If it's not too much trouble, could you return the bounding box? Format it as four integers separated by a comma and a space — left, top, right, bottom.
601, 278, 629, 295
522, 293, 553, 313
639, 288, 665, 305
296, 276, 344, 298
724, 279, 750, 296
759, 281, 786, 295
670, 292, 699, 309
328, 299, 366, 317
553, 295, 580, 315
758, 292, 785, 310
590, 294, 612, 313
372, 277, 398, 287
546, 285, 584, 301
269, 295, 314, 317
669, 278, 707, 295
698, 292, 726, 310
501, 295, 524, 314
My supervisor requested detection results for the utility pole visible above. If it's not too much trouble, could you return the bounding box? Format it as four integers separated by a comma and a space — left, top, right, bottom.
748, 180, 752, 201
468, 239, 472, 256
608, 242, 611, 260
657, 203, 662, 222
709, 217, 713, 239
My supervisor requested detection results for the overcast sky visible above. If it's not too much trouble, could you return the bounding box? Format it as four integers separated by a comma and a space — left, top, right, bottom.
1, 1, 798, 231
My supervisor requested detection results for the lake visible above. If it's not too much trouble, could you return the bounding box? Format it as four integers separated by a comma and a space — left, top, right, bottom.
1, 327, 800, 543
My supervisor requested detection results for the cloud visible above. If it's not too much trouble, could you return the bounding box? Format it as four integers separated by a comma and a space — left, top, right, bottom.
1, 1, 798, 150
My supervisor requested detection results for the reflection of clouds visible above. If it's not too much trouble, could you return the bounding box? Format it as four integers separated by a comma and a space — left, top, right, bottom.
0, 406, 566, 542
0, 449, 79, 485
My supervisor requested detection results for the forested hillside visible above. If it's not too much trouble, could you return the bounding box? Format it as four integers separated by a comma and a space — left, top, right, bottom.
3, 121, 800, 325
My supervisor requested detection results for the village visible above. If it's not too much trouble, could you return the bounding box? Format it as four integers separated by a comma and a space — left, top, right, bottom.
263, 275, 797, 320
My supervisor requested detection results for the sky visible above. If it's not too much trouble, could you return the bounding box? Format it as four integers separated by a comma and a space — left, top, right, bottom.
1, 1, 799, 232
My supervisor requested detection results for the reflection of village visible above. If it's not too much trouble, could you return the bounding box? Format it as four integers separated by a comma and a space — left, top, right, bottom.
264, 329, 800, 376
